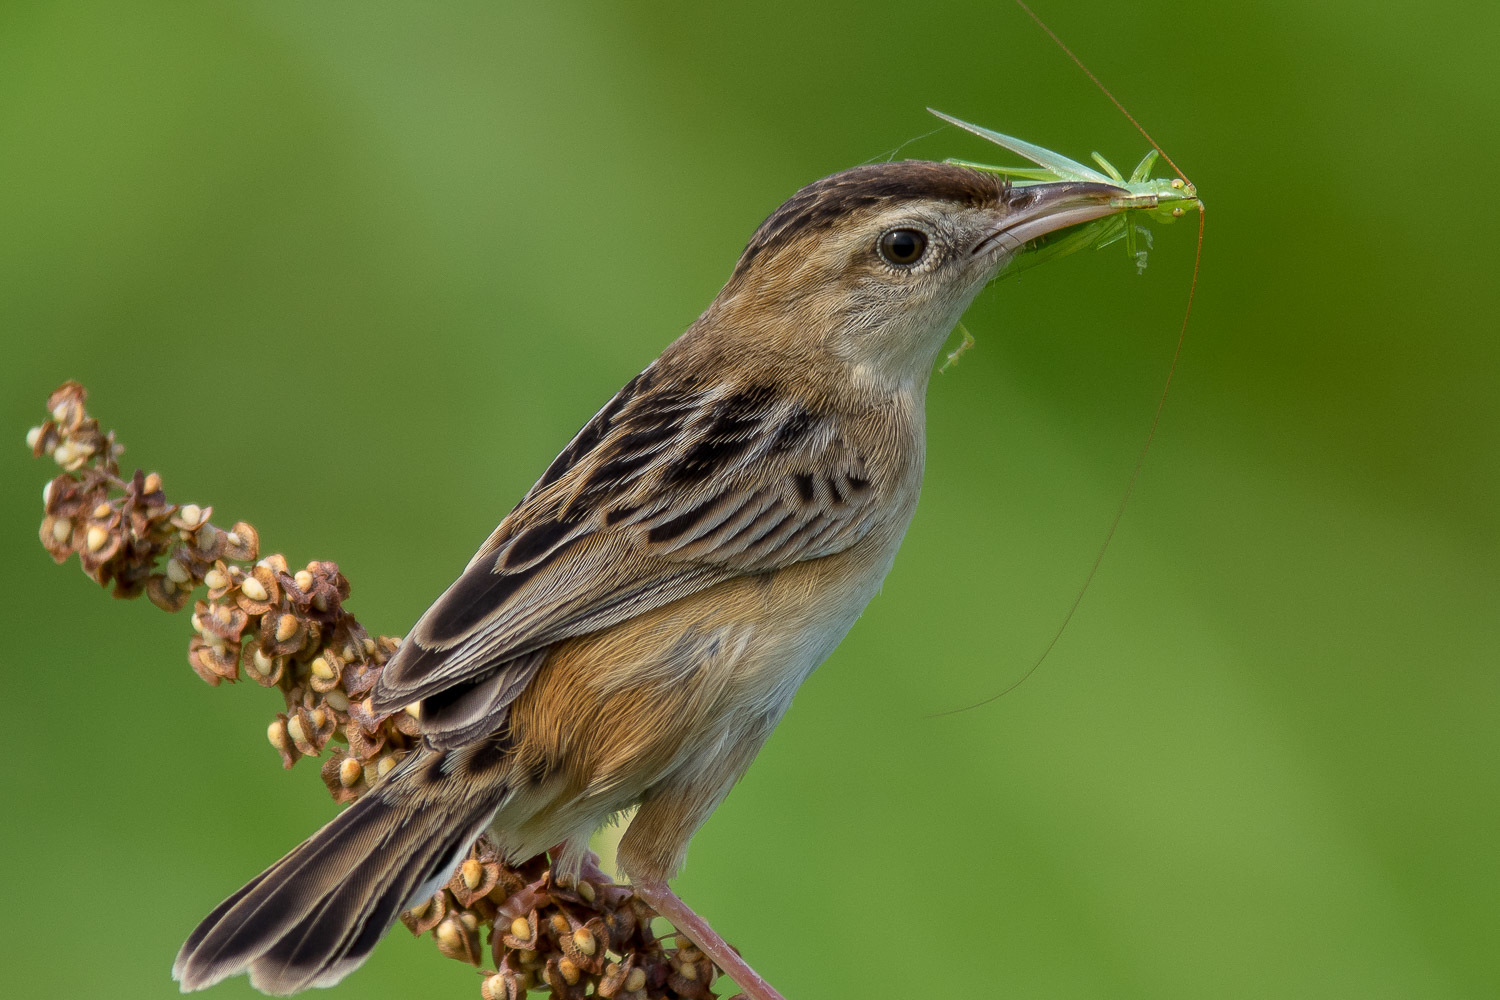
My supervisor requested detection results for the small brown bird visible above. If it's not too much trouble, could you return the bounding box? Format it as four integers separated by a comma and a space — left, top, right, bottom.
174, 158, 1136, 998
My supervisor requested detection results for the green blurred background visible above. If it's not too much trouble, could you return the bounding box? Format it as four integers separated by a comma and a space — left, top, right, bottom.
3, 2, 1496, 997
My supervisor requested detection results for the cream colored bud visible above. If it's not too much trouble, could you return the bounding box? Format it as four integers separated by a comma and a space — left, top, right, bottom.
311, 656, 334, 680
143, 472, 162, 493
678, 960, 698, 981
404, 703, 421, 719
252, 649, 274, 674
85, 525, 109, 552
196, 524, 218, 551
673, 935, 691, 951
225, 530, 242, 547
267, 719, 290, 752
362, 637, 377, 655
204, 568, 229, 591
241, 577, 269, 602
190, 612, 204, 633
459, 911, 478, 931
322, 689, 349, 712
510, 917, 532, 941
42, 481, 52, 506
310, 708, 327, 729
179, 503, 203, 528
294, 569, 314, 591
275, 614, 299, 642
93, 502, 112, 519
26, 426, 42, 450
577, 880, 595, 903
166, 559, 191, 584
51, 518, 72, 544
338, 757, 363, 787
461, 858, 484, 890
558, 959, 580, 985
624, 967, 647, 992
286, 716, 306, 746
51, 402, 68, 422
376, 755, 396, 778
481, 974, 508, 1000
549, 914, 571, 936
572, 927, 597, 956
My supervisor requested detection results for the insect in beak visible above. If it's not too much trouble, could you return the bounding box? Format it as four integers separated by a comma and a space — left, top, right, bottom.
932, 108, 1204, 275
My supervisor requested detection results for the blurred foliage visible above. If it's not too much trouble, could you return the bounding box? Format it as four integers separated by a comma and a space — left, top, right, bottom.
2, 2, 1496, 998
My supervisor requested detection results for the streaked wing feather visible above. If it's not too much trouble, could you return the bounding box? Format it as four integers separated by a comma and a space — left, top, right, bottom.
372, 362, 878, 715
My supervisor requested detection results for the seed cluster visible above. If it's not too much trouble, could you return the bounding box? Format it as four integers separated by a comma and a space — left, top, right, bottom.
29, 382, 730, 1000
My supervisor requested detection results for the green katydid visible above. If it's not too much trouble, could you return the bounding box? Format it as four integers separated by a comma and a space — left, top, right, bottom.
929, 109, 1203, 276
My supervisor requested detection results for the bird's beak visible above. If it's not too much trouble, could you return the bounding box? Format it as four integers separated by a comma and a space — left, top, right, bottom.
975, 180, 1131, 259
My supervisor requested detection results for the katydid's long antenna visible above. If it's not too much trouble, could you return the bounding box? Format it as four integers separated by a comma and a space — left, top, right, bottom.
1012, 0, 1196, 189
934, 2, 1206, 716
931, 207, 1203, 716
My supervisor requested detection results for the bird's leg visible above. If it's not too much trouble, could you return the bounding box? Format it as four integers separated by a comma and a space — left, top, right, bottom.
630, 879, 787, 1000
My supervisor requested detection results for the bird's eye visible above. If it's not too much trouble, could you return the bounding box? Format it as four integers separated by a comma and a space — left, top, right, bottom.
878, 228, 928, 266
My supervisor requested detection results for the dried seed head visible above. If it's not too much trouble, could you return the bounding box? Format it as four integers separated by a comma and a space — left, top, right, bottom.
434, 917, 463, 952
480, 973, 514, 1000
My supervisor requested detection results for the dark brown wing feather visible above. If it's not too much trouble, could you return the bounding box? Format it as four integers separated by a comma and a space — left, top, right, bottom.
371, 362, 880, 719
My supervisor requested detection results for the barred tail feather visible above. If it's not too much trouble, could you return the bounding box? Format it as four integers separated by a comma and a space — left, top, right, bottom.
173, 763, 503, 996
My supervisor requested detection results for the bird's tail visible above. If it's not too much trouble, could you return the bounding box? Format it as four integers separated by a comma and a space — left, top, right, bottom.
173, 751, 505, 996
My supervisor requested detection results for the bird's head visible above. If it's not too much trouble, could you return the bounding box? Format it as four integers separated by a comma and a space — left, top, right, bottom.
709, 161, 1129, 392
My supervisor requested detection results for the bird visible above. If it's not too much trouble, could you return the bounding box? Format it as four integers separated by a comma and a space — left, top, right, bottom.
173, 155, 1138, 999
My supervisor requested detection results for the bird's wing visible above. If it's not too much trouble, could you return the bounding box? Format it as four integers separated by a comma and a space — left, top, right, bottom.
371, 362, 885, 728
